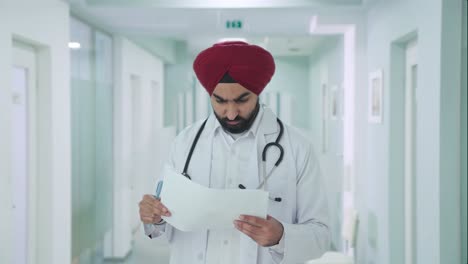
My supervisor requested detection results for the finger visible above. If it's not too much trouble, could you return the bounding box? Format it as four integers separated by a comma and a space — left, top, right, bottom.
234, 221, 260, 240
140, 199, 160, 210
141, 216, 156, 224
141, 204, 165, 216
238, 215, 267, 227
142, 199, 169, 215
147, 206, 169, 217
234, 220, 262, 236
234, 222, 270, 247
143, 194, 157, 201
156, 203, 171, 217
140, 201, 160, 212
140, 209, 161, 220
144, 197, 161, 205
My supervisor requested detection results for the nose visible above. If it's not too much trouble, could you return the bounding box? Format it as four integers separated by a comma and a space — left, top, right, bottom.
225, 103, 239, 120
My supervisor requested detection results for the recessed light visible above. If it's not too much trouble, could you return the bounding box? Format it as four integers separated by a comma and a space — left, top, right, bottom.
68, 42, 81, 49
217, 38, 247, 43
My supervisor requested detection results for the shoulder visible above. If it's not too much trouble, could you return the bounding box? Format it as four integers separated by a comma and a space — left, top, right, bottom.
282, 123, 320, 175
283, 123, 313, 150
283, 123, 320, 164
168, 118, 209, 167
174, 118, 208, 144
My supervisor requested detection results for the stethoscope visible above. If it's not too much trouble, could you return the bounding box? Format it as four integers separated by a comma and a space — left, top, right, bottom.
181, 117, 285, 202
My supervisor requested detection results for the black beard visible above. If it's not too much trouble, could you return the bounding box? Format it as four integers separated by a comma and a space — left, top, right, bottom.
214, 101, 260, 134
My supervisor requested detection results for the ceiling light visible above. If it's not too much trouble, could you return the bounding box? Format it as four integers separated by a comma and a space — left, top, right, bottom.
68, 42, 81, 49
217, 38, 247, 43
309, 16, 318, 33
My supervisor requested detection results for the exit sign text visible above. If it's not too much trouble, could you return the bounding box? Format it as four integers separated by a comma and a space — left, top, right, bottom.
226, 20, 243, 29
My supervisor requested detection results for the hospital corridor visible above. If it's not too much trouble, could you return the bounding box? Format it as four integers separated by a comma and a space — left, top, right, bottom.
0, 0, 466, 264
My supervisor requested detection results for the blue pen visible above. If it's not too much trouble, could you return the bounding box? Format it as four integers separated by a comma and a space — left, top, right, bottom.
154, 181, 163, 199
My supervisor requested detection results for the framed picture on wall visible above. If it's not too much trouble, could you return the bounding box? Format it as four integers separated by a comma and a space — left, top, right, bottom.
368, 69, 383, 123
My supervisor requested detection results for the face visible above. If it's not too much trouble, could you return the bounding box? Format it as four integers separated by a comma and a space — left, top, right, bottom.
211, 83, 259, 134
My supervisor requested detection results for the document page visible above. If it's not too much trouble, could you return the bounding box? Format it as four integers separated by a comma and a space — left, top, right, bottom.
159, 166, 269, 231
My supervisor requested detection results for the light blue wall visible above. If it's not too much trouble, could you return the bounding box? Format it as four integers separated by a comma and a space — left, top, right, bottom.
460, 1, 467, 263
164, 42, 194, 127
365, 0, 463, 264
439, 1, 463, 264
308, 37, 344, 251
267, 56, 310, 129
131, 37, 179, 64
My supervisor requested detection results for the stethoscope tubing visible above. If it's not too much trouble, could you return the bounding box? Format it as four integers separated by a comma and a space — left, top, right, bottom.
182, 117, 285, 202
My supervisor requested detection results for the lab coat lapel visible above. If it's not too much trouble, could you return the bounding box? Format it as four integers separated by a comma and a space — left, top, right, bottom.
181, 117, 215, 262
188, 116, 216, 188
257, 107, 280, 186
239, 107, 279, 264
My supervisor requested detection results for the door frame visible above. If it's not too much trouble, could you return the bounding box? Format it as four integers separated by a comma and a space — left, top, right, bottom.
404, 39, 418, 264
388, 32, 418, 264
12, 40, 38, 264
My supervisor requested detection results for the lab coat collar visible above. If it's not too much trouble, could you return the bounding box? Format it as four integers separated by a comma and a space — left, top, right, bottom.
257, 105, 279, 136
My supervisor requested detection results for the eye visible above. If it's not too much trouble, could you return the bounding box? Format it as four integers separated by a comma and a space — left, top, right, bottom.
235, 99, 248, 104
216, 99, 227, 104
235, 96, 250, 104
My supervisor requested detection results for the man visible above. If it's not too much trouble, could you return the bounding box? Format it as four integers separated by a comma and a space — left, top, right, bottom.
139, 41, 330, 264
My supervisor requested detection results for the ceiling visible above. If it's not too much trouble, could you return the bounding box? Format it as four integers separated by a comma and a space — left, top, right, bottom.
68, 0, 369, 58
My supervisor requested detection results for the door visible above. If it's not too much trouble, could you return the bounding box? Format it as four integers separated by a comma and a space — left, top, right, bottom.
130, 74, 143, 232
404, 39, 418, 264
11, 42, 38, 264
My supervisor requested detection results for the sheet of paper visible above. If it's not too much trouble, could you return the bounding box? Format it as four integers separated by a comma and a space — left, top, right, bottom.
159, 166, 269, 232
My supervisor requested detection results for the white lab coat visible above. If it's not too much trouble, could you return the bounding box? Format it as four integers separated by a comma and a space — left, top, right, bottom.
150, 106, 330, 264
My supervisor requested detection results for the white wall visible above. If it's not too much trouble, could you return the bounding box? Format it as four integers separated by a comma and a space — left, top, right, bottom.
0, 1, 71, 264
111, 36, 170, 258
308, 37, 345, 251
364, 0, 463, 263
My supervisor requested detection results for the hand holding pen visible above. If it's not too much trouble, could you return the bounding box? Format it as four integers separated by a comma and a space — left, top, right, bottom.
138, 181, 171, 224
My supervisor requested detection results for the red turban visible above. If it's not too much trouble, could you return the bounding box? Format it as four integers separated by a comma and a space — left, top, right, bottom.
193, 41, 275, 95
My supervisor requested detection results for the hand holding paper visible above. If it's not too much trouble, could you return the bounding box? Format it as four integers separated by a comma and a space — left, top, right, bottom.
159, 166, 269, 232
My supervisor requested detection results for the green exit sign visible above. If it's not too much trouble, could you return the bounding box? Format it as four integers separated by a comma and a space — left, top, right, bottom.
226, 20, 243, 29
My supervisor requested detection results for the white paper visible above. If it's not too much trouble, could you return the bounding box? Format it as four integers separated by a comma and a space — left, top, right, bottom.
159, 166, 269, 232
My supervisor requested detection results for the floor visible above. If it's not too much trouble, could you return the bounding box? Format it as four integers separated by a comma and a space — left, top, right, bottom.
79, 230, 171, 264
108, 233, 171, 264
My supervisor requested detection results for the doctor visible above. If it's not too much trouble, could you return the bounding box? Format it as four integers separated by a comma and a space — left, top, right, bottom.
139, 41, 330, 264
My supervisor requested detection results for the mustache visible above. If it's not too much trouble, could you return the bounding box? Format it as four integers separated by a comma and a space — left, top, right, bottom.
221, 116, 246, 123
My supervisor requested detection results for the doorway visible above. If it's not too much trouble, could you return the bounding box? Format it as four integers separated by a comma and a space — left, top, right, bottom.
130, 74, 143, 233
11, 41, 38, 264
